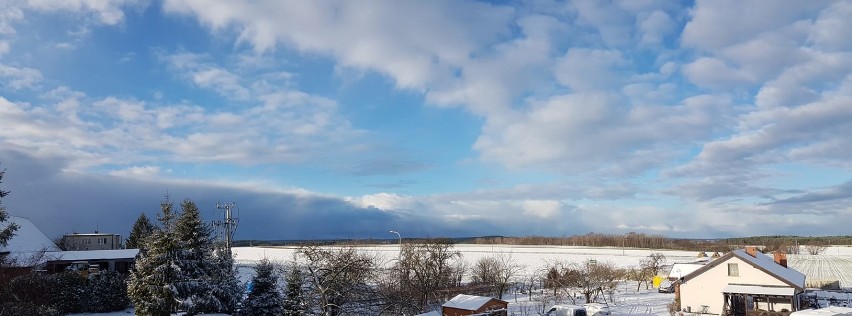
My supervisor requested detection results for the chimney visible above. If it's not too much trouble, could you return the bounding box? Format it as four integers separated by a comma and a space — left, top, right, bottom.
774, 250, 788, 268
745, 246, 758, 257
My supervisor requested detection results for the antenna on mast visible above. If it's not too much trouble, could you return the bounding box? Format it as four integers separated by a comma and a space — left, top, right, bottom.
212, 201, 239, 253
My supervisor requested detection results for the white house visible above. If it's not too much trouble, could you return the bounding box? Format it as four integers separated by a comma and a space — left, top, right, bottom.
680, 247, 806, 316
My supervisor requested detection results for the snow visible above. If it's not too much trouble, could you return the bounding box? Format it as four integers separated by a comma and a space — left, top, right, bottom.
791, 306, 852, 316
669, 263, 705, 279
443, 294, 500, 310
732, 249, 806, 288
0, 216, 60, 253
50, 249, 139, 261
722, 284, 797, 296
233, 244, 703, 278
414, 310, 441, 316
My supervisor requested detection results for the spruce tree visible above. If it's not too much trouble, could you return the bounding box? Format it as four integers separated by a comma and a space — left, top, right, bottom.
240, 258, 284, 316
126, 212, 157, 249
127, 198, 180, 316
173, 198, 219, 314
0, 166, 19, 248
210, 242, 244, 314
283, 262, 306, 316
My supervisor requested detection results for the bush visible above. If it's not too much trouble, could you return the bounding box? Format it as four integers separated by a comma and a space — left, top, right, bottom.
0, 272, 99, 316
89, 271, 131, 312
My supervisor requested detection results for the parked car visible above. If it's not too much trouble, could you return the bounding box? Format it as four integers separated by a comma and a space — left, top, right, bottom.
584, 303, 611, 316
658, 279, 675, 293
546, 304, 587, 316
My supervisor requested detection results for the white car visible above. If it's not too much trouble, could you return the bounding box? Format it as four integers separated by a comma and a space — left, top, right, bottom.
584, 303, 611, 316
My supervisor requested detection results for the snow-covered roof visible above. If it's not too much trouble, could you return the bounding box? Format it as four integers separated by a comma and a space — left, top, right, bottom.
414, 310, 441, 316
669, 263, 705, 278
722, 284, 796, 296
790, 307, 852, 316
731, 249, 806, 288
443, 294, 504, 311
0, 216, 60, 253
49, 249, 138, 262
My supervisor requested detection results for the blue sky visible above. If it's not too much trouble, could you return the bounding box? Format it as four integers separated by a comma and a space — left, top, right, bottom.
2, 0, 852, 240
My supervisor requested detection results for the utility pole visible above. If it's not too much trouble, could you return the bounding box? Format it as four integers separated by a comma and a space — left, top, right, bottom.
213, 202, 239, 253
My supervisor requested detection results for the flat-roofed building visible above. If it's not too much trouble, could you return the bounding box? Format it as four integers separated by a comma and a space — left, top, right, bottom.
61, 233, 122, 250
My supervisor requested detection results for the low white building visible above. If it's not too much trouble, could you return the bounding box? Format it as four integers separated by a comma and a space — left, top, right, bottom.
680, 247, 806, 316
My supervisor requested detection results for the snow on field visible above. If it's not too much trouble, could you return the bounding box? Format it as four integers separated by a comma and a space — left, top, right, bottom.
789, 255, 852, 288
234, 244, 702, 278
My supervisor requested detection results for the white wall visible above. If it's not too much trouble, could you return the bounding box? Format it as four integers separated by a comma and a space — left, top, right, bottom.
680, 256, 791, 315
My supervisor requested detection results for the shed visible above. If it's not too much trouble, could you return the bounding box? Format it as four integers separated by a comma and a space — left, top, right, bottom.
441, 294, 508, 316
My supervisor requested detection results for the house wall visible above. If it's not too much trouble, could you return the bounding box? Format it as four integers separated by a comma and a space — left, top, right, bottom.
62, 234, 121, 250
680, 256, 791, 315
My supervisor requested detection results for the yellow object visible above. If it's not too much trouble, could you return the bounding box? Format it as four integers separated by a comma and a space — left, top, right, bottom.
653, 275, 662, 288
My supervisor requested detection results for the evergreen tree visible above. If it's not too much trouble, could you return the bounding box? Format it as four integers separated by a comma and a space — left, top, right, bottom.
0, 166, 19, 249
127, 198, 180, 316
173, 198, 219, 314
283, 262, 306, 316
210, 242, 244, 314
126, 212, 157, 249
240, 258, 284, 316
88, 271, 131, 312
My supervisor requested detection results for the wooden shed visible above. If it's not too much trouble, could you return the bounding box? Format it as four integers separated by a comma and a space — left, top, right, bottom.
441, 294, 508, 316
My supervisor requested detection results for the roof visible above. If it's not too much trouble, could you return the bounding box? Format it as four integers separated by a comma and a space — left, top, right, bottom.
64, 233, 121, 237
722, 284, 797, 296
669, 263, 705, 278
414, 311, 441, 316
682, 249, 806, 289
442, 294, 506, 311
790, 307, 852, 316
48, 249, 139, 262
0, 216, 60, 253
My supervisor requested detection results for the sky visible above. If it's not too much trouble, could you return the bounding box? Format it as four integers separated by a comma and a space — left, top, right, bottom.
1, 0, 851, 241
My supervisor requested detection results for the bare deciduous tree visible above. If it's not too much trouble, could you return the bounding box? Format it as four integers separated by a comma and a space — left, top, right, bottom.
562, 260, 621, 303
470, 252, 524, 299
379, 240, 462, 315
298, 245, 378, 316
805, 242, 827, 255
642, 253, 666, 276
627, 266, 653, 291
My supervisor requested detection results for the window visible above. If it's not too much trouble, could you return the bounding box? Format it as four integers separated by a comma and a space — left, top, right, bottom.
728, 263, 739, 276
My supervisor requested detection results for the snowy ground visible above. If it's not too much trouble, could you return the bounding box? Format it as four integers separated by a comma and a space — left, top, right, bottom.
233, 244, 703, 278
68, 245, 852, 315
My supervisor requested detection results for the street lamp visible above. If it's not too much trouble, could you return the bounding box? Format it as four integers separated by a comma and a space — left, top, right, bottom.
389, 230, 401, 249
389, 230, 403, 296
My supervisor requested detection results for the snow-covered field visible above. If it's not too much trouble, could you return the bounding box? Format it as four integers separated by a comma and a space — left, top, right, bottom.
234, 244, 703, 277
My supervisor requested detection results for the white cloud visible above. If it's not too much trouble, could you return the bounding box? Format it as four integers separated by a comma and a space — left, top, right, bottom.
163, 0, 514, 91
0, 63, 42, 89
522, 200, 561, 218
25, 0, 142, 25
555, 48, 626, 92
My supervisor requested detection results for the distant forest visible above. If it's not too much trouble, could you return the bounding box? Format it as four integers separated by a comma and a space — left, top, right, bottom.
235, 233, 852, 252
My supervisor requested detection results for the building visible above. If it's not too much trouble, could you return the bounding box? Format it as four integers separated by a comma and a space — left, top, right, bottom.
45, 249, 138, 274
680, 247, 806, 316
441, 294, 508, 316
61, 233, 122, 250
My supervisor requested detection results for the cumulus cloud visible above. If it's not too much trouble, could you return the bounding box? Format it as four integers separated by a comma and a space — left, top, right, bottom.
0, 63, 42, 89
1, 1, 851, 239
